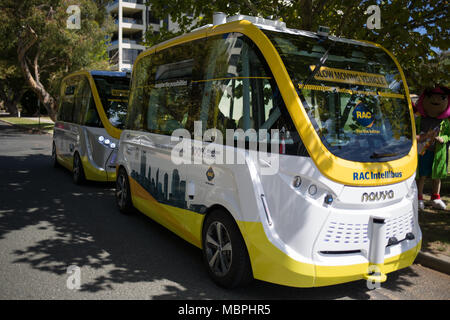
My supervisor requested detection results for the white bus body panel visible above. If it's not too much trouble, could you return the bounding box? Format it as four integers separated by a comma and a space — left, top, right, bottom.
54, 121, 118, 180
117, 129, 421, 269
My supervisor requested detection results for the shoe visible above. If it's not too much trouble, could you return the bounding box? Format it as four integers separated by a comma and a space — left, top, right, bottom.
431, 199, 446, 210
418, 200, 425, 210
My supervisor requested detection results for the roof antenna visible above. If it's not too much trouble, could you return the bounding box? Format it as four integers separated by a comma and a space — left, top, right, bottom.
317, 26, 330, 38
213, 12, 227, 26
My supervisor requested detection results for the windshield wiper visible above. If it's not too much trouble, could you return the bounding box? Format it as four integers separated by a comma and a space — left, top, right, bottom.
370, 152, 399, 159
299, 37, 337, 91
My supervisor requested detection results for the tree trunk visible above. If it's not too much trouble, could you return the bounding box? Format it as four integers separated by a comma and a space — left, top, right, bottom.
4, 101, 19, 116
299, 0, 313, 30
17, 27, 58, 121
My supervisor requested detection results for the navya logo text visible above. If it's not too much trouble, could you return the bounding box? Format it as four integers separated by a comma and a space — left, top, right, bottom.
352, 102, 374, 127
362, 190, 394, 202
353, 170, 402, 181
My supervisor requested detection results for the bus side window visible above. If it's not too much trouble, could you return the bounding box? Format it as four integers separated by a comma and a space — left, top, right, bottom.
80, 78, 102, 128
142, 40, 204, 136
57, 82, 67, 121
61, 79, 76, 123
73, 76, 86, 124
201, 34, 276, 138
126, 55, 152, 131
199, 34, 244, 135
201, 33, 308, 156
201, 34, 270, 139
144, 88, 156, 131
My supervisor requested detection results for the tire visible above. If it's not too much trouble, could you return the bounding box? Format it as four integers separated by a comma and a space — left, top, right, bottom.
72, 152, 86, 185
116, 167, 134, 215
202, 209, 253, 288
51, 142, 59, 168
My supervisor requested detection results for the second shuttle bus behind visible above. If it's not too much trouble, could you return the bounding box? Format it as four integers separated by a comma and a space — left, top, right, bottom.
53, 70, 129, 184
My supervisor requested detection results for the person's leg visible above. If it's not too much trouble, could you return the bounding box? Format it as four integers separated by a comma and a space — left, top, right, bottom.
431, 178, 446, 209
417, 150, 434, 210
417, 176, 426, 200
432, 178, 441, 196
417, 176, 426, 210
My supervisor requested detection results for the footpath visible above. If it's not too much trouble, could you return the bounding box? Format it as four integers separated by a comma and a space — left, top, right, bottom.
0, 115, 449, 276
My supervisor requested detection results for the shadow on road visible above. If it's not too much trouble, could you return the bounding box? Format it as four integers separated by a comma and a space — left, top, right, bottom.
0, 132, 421, 299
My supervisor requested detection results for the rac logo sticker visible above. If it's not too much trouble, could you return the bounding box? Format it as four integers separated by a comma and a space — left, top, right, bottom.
206, 167, 215, 181
353, 102, 375, 128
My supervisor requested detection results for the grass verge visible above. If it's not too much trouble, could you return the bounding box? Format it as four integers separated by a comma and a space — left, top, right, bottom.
419, 177, 450, 257
0, 117, 54, 134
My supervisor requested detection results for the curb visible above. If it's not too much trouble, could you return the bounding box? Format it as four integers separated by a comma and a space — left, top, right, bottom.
415, 251, 450, 275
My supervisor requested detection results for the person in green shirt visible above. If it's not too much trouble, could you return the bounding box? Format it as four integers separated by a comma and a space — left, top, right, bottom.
415, 86, 450, 210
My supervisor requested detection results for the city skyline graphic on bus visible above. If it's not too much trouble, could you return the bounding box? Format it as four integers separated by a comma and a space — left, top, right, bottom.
130, 150, 207, 214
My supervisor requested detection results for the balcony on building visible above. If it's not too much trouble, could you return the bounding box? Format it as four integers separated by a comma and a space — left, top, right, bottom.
106, 0, 146, 15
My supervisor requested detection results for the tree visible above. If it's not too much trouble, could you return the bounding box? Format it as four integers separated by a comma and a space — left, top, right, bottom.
144, 0, 448, 92
0, 59, 26, 116
0, 0, 114, 120
0, 5, 27, 116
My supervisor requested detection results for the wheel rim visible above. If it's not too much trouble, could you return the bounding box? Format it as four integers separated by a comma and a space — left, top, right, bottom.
205, 221, 232, 277
73, 156, 80, 179
52, 144, 56, 162
116, 173, 127, 208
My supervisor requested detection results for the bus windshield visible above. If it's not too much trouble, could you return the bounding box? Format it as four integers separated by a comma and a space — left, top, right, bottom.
93, 75, 130, 129
263, 30, 413, 162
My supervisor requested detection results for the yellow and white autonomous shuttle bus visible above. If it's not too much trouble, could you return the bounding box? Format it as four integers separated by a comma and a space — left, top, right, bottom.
115, 15, 421, 288
53, 70, 129, 184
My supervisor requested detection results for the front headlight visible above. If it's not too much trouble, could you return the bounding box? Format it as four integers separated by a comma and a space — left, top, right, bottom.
97, 136, 116, 149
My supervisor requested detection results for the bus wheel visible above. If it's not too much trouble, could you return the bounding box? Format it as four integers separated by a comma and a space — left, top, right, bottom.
116, 167, 134, 215
202, 210, 253, 288
51, 142, 59, 168
72, 153, 86, 185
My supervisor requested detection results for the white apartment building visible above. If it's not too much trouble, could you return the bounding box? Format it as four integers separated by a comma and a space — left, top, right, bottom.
105, 0, 182, 72
106, 0, 159, 72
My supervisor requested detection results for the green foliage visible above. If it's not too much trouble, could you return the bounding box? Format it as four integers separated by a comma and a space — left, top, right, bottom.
0, 0, 114, 116
144, 0, 449, 93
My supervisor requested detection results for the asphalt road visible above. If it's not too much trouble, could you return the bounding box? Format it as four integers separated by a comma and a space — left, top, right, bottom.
0, 121, 449, 300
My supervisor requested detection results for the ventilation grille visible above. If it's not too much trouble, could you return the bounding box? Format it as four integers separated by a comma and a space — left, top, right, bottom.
323, 211, 414, 246
385, 211, 414, 240
324, 222, 369, 244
